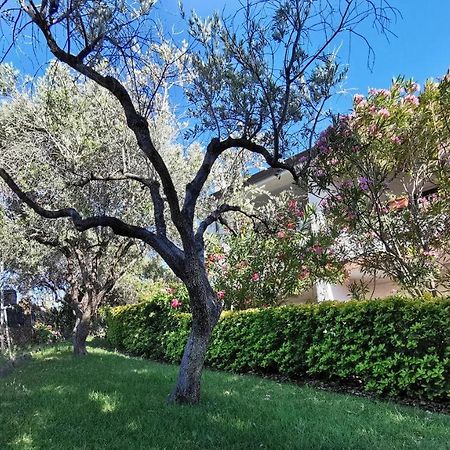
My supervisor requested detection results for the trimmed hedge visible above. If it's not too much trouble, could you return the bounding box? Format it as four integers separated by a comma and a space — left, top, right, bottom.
104, 296, 450, 401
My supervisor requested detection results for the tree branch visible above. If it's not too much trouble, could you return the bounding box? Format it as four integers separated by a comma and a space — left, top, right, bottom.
184, 136, 299, 223
195, 203, 277, 244
22, 5, 186, 238
0, 168, 185, 278
195, 204, 243, 240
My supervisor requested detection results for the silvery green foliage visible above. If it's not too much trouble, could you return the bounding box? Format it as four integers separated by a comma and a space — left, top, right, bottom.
0, 62, 258, 302
185, 2, 349, 157
0, 63, 256, 241
0, 64, 18, 96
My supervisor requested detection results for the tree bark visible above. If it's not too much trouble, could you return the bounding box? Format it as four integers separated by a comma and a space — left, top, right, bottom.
167, 324, 213, 404
168, 269, 221, 404
73, 310, 91, 356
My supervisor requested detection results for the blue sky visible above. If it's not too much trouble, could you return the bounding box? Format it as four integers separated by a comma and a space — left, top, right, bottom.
159, 0, 450, 112
3, 0, 450, 114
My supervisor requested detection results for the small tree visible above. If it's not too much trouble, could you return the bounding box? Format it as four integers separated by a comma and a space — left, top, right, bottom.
311, 77, 450, 296
0, 0, 395, 403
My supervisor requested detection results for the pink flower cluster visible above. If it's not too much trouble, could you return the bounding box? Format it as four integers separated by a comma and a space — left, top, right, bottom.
316, 127, 333, 155
377, 108, 390, 118
404, 95, 419, 106
358, 177, 371, 191
251, 272, 260, 282
208, 253, 225, 262
423, 249, 438, 258
408, 82, 420, 93
171, 298, 182, 309
287, 199, 304, 218
369, 88, 392, 98
368, 124, 379, 137
298, 266, 310, 280
353, 94, 365, 105
310, 244, 324, 255
390, 135, 402, 145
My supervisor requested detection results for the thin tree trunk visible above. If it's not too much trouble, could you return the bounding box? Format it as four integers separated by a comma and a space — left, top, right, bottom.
73, 310, 91, 356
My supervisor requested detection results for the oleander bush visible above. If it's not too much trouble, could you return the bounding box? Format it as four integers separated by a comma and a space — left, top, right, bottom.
104, 296, 450, 401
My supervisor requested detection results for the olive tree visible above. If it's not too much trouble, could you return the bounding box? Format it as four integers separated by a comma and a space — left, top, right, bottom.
0, 61, 254, 353
0, 0, 395, 403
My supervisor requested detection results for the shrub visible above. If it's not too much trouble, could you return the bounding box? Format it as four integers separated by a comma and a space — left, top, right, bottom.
206, 201, 344, 310
311, 77, 450, 296
104, 296, 450, 401
103, 299, 190, 360
32, 322, 62, 344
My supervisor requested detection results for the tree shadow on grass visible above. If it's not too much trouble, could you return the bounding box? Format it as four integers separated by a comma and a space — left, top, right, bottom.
0, 346, 449, 450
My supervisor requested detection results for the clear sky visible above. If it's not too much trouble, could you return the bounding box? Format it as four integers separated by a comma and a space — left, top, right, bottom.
159, 0, 450, 112
3, 0, 450, 113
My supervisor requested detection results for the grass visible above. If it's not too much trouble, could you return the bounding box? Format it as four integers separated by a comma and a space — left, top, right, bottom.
0, 345, 449, 450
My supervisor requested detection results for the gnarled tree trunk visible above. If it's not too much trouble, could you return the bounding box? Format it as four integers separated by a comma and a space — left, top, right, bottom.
168, 317, 216, 404
168, 268, 221, 404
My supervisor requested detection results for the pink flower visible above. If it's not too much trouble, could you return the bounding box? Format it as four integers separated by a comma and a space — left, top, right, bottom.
356, 99, 368, 109
359, 177, 370, 191
166, 287, 175, 295
251, 272, 260, 282
311, 244, 324, 255
217, 291, 225, 300
207, 253, 225, 263
409, 82, 420, 93
368, 124, 379, 137
314, 168, 326, 178
277, 231, 286, 239
405, 94, 419, 106
298, 266, 310, 280
378, 108, 390, 118
353, 94, 364, 105
171, 298, 182, 309
286, 222, 295, 230
423, 249, 438, 258
391, 135, 402, 145
418, 196, 430, 207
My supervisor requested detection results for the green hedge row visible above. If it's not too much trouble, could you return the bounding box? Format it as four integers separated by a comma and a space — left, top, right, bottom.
104, 296, 450, 401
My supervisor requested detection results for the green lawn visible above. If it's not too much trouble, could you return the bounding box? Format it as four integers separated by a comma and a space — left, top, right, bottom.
0, 345, 449, 450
